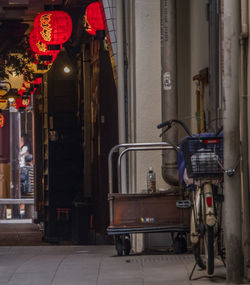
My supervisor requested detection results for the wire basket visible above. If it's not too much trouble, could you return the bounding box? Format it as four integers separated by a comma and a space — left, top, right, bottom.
181, 136, 223, 179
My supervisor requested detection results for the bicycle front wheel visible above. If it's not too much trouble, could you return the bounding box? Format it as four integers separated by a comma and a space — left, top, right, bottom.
205, 225, 214, 275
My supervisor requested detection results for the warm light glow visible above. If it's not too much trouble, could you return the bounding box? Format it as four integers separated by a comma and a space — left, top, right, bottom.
64, 66, 70, 73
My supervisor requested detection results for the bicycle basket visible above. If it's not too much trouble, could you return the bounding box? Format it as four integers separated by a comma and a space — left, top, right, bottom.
181, 136, 223, 179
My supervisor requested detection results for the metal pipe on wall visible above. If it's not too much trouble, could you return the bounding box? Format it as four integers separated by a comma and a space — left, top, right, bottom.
222, 0, 244, 282
241, 0, 248, 37
10, 110, 21, 219
117, 0, 126, 145
160, 0, 179, 186
240, 0, 250, 273
117, 0, 127, 193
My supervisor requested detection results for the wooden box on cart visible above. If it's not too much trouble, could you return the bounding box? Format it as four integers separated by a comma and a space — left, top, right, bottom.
108, 191, 190, 230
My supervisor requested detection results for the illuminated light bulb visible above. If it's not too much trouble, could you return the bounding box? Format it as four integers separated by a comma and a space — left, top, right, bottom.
64, 66, 70, 73
8, 97, 14, 103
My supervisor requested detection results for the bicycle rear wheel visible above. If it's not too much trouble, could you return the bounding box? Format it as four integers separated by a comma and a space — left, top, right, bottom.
193, 239, 206, 270
205, 225, 214, 275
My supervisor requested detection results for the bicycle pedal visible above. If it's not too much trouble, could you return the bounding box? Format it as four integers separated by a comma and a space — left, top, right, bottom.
176, 200, 191, 208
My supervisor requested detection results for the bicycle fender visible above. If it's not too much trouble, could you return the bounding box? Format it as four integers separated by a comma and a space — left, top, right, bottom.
203, 183, 217, 227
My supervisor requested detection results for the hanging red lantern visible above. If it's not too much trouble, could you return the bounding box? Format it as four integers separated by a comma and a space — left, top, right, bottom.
18, 77, 42, 98
85, 2, 105, 31
33, 11, 72, 45
29, 29, 61, 63
0, 114, 5, 128
29, 77, 42, 89
0, 100, 8, 110
14, 96, 31, 110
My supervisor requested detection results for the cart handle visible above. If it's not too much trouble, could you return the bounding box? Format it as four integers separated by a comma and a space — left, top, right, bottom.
108, 142, 175, 225
117, 145, 177, 194
108, 142, 172, 195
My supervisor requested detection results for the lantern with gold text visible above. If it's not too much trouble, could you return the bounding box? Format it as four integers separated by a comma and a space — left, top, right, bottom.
33, 11, 72, 46
14, 96, 31, 110
29, 29, 61, 64
85, 2, 105, 31
26, 60, 53, 78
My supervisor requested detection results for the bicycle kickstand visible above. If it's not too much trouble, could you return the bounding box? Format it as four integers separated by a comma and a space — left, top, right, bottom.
189, 261, 198, 280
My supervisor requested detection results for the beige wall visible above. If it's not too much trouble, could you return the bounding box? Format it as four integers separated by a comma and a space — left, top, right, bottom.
121, 0, 210, 251
134, 0, 166, 194
190, 0, 209, 132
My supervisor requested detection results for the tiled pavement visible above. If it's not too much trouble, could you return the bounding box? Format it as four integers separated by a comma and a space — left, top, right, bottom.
0, 245, 229, 285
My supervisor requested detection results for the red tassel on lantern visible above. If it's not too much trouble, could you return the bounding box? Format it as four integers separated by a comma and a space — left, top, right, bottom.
33, 11, 72, 45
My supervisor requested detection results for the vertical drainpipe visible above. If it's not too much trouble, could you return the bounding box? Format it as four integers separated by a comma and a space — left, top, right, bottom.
10, 111, 21, 218
222, 0, 244, 282
117, 0, 127, 193
241, 0, 250, 271
117, 0, 126, 145
160, 0, 179, 187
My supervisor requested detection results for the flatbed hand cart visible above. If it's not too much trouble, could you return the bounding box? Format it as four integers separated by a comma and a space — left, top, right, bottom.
107, 143, 190, 256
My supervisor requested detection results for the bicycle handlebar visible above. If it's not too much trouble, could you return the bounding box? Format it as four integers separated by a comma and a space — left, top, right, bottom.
158, 119, 223, 138
157, 119, 193, 137
157, 121, 172, 129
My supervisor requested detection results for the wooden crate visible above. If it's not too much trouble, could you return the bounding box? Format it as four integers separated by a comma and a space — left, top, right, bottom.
108, 191, 190, 229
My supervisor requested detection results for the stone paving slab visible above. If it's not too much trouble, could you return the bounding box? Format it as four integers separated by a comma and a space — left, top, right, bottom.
0, 245, 230, 285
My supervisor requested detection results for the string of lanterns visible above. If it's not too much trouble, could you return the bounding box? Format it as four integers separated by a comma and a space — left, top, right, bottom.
0, 9, 73, 119
0, 2, 106, 126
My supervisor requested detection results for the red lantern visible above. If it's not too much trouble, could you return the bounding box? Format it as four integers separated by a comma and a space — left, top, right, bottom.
0, 114, 5, 128
14, 96, 31, 110
31, 77, 42, 85
18, 77, 42, 98
33, 11, 72, 45
85, 2, 105, 31
29, 29, 60, 63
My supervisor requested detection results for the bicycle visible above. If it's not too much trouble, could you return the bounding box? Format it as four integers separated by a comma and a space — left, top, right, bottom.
157, 119, 225, 277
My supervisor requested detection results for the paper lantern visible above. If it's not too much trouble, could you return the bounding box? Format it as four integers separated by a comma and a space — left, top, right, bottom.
33, 11, 72, 45
26, 61, 53, 76
18, 77, 41, 96
85, 2, 105, 31
0, 82, 11, 97
0, 100, 8, 110
29, 29, 60, 63
14, 96, 31, 110
0, 114, 5, 128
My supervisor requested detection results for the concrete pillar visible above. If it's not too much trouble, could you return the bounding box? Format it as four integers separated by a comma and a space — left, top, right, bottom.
222, 0, 244, 282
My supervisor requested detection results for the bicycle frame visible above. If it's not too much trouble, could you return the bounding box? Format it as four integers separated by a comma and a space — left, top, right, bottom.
157, 118, 224, 277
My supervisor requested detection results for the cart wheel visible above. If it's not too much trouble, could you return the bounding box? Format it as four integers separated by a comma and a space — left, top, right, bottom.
116, 238, 123, 256
123, 238, 131, 256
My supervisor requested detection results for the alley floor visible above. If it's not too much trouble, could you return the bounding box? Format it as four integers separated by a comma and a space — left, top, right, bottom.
0, 245, 229, 285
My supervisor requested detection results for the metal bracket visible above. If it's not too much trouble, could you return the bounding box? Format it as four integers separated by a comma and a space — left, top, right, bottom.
176, 200, 191, 209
